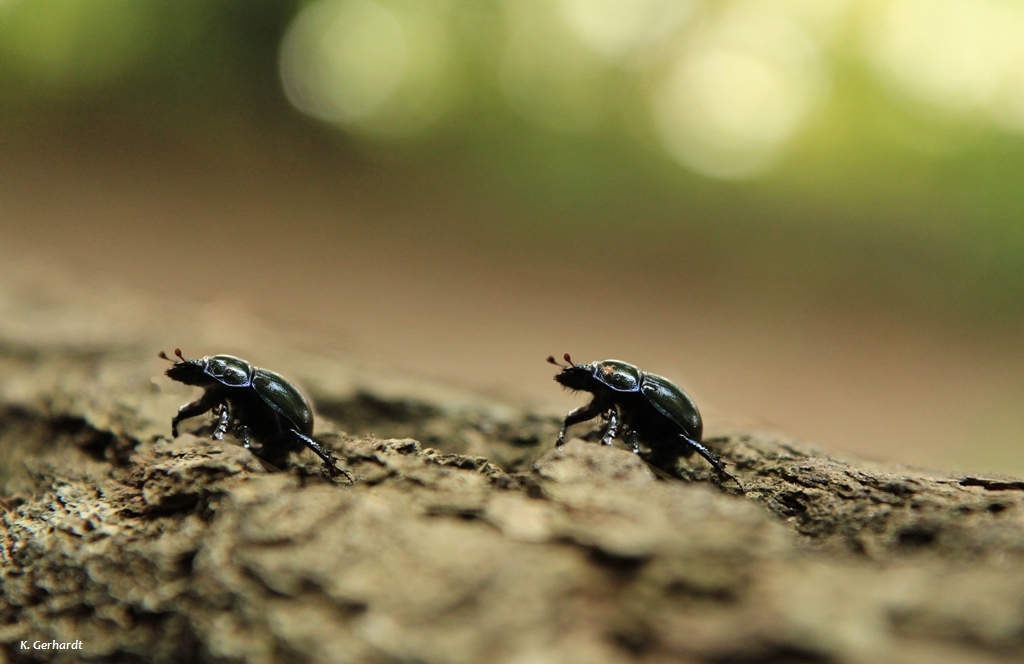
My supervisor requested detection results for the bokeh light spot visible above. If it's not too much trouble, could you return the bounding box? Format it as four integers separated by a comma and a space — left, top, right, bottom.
280, 0, 454, 137
557, 0, 696, 65
863, 0, 1024, 136
864, 0, 1016, 115
280, 0, 408, 123
651, 7, 826, 179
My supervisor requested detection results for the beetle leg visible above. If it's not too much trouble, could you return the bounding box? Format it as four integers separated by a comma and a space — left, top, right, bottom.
212, 403, 231, 441
238, 425, 253, 451
626, 430, 641, 454
291, 430, 333, 465
681, 437, 743, 490
557, 398, 606, 445
600, 406, 621, 445
291, 430, 354, 481
171, 391, 222, 437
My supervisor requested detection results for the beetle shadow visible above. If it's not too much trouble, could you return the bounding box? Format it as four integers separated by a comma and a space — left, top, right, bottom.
636, 446, 745, 493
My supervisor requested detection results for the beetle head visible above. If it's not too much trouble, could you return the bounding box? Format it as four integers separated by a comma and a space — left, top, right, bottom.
159, 348, 211, 386
547, 353, 595, 391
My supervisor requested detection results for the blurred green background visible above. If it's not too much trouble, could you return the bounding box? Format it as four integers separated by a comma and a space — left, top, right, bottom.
1, 0, 1022, 473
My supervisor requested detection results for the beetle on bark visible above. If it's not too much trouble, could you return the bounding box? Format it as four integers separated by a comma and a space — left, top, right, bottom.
159, 348, 343, 474
547, 353, 738, 485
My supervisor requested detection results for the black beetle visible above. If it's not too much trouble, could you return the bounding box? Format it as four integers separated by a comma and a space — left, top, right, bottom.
159, 348, 341, 473
547, 353, 737, 484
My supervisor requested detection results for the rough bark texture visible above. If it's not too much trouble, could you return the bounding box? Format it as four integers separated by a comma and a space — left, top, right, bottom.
2, 269, 1024, 664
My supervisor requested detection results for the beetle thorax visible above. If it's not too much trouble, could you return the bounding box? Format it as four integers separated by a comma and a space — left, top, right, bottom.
203, 355, 254, 387
594, 360, 642, 392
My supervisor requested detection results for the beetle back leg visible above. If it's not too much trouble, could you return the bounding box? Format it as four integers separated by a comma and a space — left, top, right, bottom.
626, 430, 641, 455
238, 425, 253, 452
238, 426, 294, 470
680, 437, 743, 490
290, 430, 354, 481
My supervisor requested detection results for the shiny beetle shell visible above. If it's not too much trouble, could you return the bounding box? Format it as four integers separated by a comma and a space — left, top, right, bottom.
548, 353, 737, 486
191, 355, 313, 435
250, 367, 314, 436
159, 349, 338, 473
590, 360, 702, 442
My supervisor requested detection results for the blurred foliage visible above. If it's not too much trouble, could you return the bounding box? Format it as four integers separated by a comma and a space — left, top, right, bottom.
0, 0, 298, 122
2, 0, 1024, 328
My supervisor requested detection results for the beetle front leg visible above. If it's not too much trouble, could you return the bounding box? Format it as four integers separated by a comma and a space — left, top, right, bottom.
557, 398, 606, 445
171, 391, 222, 437
600, 406, 621, 446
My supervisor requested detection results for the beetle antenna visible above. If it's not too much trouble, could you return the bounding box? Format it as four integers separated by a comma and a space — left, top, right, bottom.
546, 355, 566, 368
158, 351, 174, 363
562, 353, 576, 367
174, 348, 185, 361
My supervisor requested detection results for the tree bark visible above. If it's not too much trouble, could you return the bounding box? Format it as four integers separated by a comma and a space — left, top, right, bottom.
2, 270, 1023, 663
